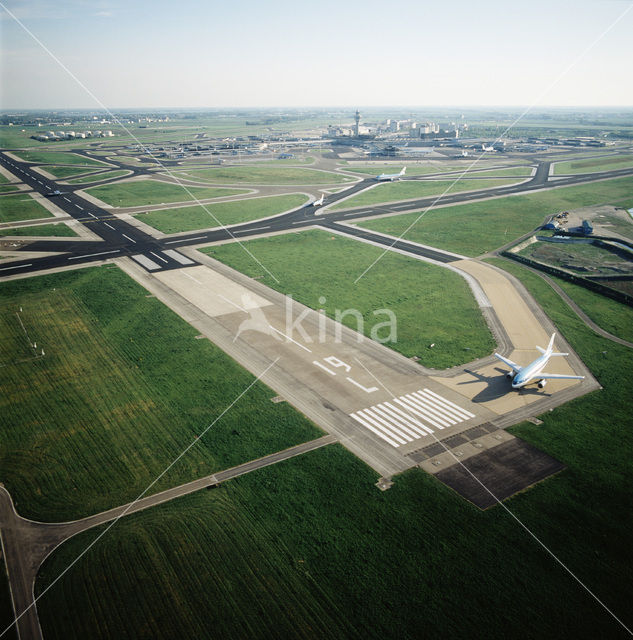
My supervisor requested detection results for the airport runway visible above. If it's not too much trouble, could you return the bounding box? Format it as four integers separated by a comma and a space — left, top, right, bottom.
2, 151, 633, 278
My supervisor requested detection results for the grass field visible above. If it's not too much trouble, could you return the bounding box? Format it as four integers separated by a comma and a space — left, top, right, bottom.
84, 180, 248, 207
65, 170, 132, 184
12, 151, 107, 167
553, 154, 633, 175
345, 164, 532, 178
358, 176, 633, 256
203, 230, 494, 368
138, 194, 308, 233
36, 281, 633, 640
329, 177, 521, 210
596, 213, 633, 239
176, 166, 355, 185
1, 223, 77, 237
0, 266, 321, 522
0, 194, 54, 223
39, 165, 100, 179
518, 239, 633, 275
0, 185, 19, 193
489, 256, 633, 345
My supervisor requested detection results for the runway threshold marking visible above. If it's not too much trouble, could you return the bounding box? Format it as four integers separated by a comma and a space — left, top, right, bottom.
351, 388, 475, 448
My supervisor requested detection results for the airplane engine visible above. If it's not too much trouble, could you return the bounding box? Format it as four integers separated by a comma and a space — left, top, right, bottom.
506, 371, 514, 380
538, 379, 547, 389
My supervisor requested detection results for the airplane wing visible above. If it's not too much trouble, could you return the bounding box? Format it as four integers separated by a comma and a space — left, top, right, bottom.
536, 373, 585, 380
494, 353, 521, 372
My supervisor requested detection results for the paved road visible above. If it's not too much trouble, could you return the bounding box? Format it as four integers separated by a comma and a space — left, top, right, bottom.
0, 435, 336, 640
2, 151, 633, 279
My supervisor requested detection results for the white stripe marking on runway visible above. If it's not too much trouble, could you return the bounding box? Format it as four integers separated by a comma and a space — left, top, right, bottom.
0, 263, 32, 271
68, 250, 119, 260
394, 397, 445, 430
122, 234, 136, 243
403, 394, 457, 426
381, 402, 433, 436
163, 249, 194, 265
371, 405, 420, 440
350, 412, 399, 448
413, 390, 469, 422
164, 236, 207, 244
313, 361, 336, 375
423, 388, 475, 418
357, 409, 408, 445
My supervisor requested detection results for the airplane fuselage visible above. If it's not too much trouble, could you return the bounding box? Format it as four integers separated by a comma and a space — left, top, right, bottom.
511, 353, 549, 388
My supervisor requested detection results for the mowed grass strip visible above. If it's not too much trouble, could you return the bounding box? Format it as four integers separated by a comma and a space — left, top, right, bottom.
177, 166, 355, 185
553, 154, 633, 174
203, 230, 494, 368
65, 169, 131, 184
0, 222, 77, 237
12, 151, 107, 166
138, 194, 308, 233
39, 165, 101, 179
84, 179, 248, 207
37, 284, 633, 640
358, 176, 633, 256
0, 266, 321, 521
0, 194, 54, 223
329, 177, 520, 210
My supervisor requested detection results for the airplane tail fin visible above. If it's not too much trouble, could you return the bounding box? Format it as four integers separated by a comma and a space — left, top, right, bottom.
400, 167, 406, 175
536, 333, 556, 356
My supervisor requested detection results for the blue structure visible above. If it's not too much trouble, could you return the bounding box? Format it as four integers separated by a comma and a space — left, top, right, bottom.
582, 220, 593, 235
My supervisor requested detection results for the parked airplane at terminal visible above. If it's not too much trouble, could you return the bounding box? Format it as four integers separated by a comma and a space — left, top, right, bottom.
376, 167, 406, 181
494, 333, 585, 389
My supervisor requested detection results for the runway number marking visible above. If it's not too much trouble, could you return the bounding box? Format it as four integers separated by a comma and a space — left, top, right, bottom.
312, 356, 378, 393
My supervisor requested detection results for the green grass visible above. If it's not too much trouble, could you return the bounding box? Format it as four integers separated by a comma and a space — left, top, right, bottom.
358, 176, 633, 256
0, 185, 19, 193
0, 194, 54, 223
345, 164, 531, 178
138, 194, 308, 233
518, 239, 633, 275
203, 230, 494, 368
0, 223, 77, 237
0, 172, 11, 183
0, 266, 321, 522
11, 151, 107, 167
596, 213, 633, 240
39, 165, 100, 179
554, 154, 633, 175
84, 180, 248, 207
65, 170, 131, 184
489, 257, 633, 344
37, 288, 633, 640
176, 166, 355, 185
329, 178, 520, 210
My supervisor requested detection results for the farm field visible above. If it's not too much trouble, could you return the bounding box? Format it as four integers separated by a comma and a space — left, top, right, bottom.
37, 279, 633, 640
0, 194, 54, 223
1, 223, 77, 237
12, 151, 107, 167
138, 194, 308, 233
357, 176, 633, 256
176, 166, 356, 185
553, 154, 633, 175
328, 177, 520, 210
84, 180, 248, 207
0, 266, 321, 522
203, 230, 494, 368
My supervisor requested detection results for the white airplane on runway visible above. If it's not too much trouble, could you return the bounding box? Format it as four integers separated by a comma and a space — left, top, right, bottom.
313, 193, 325, 206
481, 144, 494, 152
494, 333, 585, 390
376, 167, 406, 181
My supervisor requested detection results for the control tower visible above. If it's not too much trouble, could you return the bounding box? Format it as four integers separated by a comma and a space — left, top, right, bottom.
354, 110, 360, 137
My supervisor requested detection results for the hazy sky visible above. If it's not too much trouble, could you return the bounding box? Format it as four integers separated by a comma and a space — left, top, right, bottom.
1, 0, 632, 109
